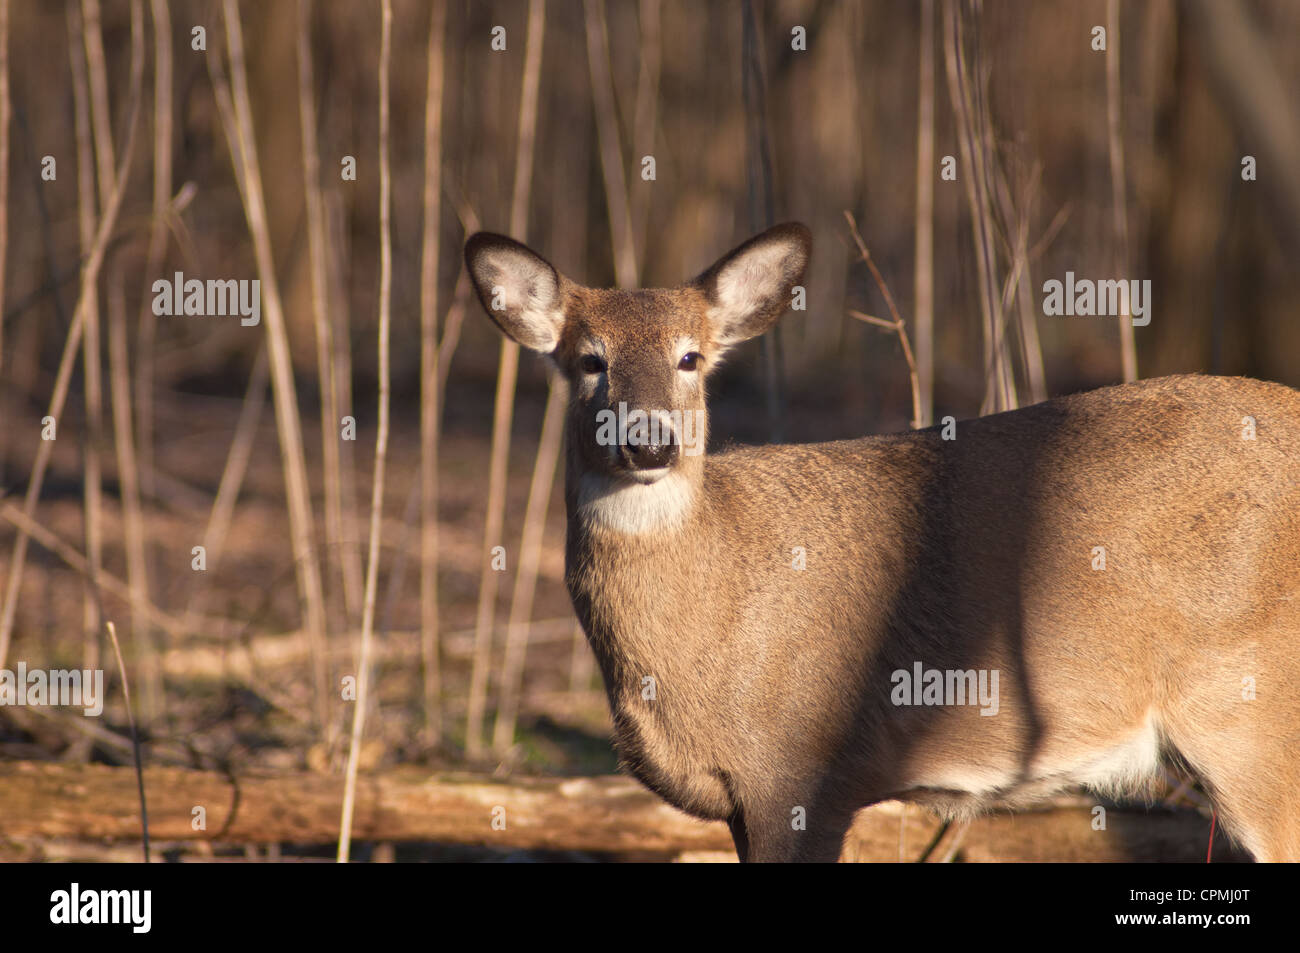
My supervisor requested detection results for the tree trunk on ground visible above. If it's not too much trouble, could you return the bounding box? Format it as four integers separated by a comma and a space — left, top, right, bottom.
0, 762, 1245, 861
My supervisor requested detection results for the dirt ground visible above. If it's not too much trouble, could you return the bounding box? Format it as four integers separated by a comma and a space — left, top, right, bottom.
0, 360, 633, 859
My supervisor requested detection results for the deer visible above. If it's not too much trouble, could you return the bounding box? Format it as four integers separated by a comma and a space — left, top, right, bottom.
465, 222, 1300, 862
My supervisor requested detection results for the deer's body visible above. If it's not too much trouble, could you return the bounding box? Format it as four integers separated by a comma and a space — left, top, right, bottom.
468, 224, 1300, 861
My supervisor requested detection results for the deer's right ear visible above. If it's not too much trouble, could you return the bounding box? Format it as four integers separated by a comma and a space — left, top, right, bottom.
465, 233, 566, 353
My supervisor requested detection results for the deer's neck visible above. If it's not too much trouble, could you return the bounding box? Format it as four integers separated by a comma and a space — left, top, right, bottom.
564, 455, 742, 819
564, 452, 713, 665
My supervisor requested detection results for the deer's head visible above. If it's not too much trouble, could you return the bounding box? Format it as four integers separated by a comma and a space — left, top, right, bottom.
466, 223, 810, 528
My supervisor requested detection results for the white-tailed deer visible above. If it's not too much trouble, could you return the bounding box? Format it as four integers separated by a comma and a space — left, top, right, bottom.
466, 223, 1300, 862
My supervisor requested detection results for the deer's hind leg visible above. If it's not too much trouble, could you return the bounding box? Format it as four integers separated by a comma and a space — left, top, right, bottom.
1164, 693, 1300, 860
1198, 754, 1300, 862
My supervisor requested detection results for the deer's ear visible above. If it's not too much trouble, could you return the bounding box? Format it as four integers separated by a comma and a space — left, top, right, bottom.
693, 222, 811, 349
465, 232, 567, 353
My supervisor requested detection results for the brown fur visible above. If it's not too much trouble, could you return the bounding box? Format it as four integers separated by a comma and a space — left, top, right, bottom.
467, 225, 1300, 862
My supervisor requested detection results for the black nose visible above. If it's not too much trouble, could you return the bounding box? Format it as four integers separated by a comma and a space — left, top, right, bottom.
620, 437, 678, 470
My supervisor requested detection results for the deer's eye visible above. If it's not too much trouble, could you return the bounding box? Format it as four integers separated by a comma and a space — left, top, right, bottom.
678, 352, 702, 372
579, 354, 606, 375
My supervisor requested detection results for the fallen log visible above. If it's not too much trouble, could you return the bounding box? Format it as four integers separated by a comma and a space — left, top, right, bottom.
0, 762, 731, 853
0, 762, 1243, 860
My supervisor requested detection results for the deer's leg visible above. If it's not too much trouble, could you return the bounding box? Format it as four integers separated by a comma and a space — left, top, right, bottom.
1166, 701, 1300, 862
1203, 774, 1300, 862
733, 795, 853, 862
727, 810, 750, 863
1204, 750, 1300, 862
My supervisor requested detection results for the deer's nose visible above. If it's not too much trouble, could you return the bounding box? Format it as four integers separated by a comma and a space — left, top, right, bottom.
619, 431, 679, 470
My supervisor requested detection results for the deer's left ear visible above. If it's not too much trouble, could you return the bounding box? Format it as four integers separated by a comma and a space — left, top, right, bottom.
692, 222, 811, 349
465, 232, 568, 353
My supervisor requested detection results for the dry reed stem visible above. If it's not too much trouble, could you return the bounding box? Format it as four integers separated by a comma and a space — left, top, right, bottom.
419, 0, 448, 749
105, 621, 150, 861
183, 345, 268, 629
913, 0, 935, 427
980, 164, 1034, 399
844, 212, 922, 431
325, 188, 365, 624
465, 0, 547, 761
107, 259, 158, 717
630, 0, 661, 274
464, 297, 521, 761
85, 0, 158, 718
81, 1, 116, 192
1106, 0, 1137, 382
491, 376, 567, 755
584, 0, 637, 289
967, 7, 1017, 414
297, 0, 353, 636
1027, 202, 1071, 263
128, 0, 165, 714
0, 0, 9, 467
992, 162, 1048, 404
988, 236, 1028, 394
495, 0, 615, 754
436, 268, 470, 406
509, 4, 545, 246
741, 0, 784, 442
69, 0, 105, 681
212, 0, 329, 735
80, 4, 118, 635
135, 0, 173, 503
0, 0, 142, 672
492, 0, 626, 756
339, 0, 392, 864
942, 0, 1014, 415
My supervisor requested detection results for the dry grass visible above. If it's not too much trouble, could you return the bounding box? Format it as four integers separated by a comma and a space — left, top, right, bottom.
0, 0, 9, 478
0, 0, 143, 673
298, 0, 356, 637
465, 0, 547, 762
419, 0, 449, 750
338, 0, 393, 865
1107, 0, 1137, 383
209, 0, 329, 735
912, 0, 935, 427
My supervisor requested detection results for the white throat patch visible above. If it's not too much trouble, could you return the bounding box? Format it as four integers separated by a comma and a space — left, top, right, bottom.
576, 470, 697, 535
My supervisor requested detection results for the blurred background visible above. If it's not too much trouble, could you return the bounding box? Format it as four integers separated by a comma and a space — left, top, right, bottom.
0, 0, 1296, 861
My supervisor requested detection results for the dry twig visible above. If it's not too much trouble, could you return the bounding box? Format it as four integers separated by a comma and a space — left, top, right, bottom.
844, 212, 922, 431
339, 0, 394, 864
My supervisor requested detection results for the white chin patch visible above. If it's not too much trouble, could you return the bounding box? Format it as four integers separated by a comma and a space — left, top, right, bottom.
576, 470, 695, 535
